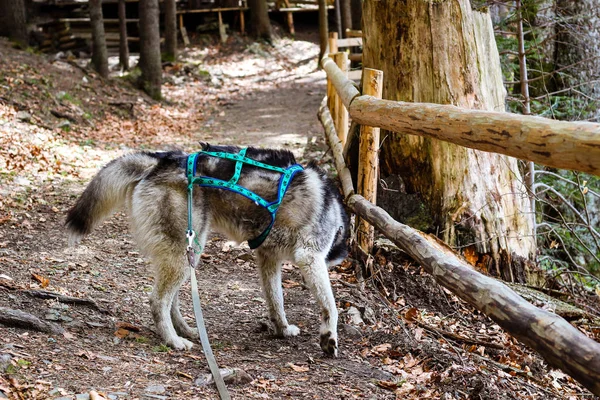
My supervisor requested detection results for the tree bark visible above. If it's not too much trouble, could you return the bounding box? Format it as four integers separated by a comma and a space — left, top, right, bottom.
318, 103, 600, 396
118, 0, 129, 71
362, 0, 537, 282
340, 0, 352, 37
164, 0, 177, 61
317, 0, 328, 64
139, 0, 162, 100
89, 0, 109, 78
0, 0, 28, 47
248, 0, 272, 42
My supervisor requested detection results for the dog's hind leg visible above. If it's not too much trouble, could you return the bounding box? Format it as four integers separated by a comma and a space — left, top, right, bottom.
171, 291, 198, 339
256, 252, 300, 338
149, 253, 194, 350
294, 251, 339, 356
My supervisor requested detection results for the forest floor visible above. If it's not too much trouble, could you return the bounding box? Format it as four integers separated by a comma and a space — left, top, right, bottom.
0, 29, 598, 400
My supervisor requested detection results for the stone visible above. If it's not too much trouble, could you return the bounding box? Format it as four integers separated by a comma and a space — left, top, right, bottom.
15, 111, 32, 123
237, 253, 253, 262
107, 392, 129, 399
75, 394, 90, 400
0, 354, 12, 373
195, 368, 253, 387
346, 306, 364, 326
144, 385, 166, 394
342, 323, 363, 338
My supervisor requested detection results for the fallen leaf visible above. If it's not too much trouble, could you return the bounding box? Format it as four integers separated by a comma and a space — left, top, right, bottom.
286, 362, 309, 372
114, 328, 130, 338
414, 327, 424, 341
282, 279, 301, 289
372, 343, 392, 354
404, 307, 419, 322
115, 321, 141, 332
31, 273, 50, 288
376, 380, 398, 391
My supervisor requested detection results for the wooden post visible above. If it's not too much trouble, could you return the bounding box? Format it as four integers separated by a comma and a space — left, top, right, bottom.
239, 9, 245, 34
218, 11, 228, 43
327, 32, 339, 114
328, 31, 338, 54
357, 68, 383, 255
287, 12, 295, 35
333, 52, 349, 145
179, 14, 190, 46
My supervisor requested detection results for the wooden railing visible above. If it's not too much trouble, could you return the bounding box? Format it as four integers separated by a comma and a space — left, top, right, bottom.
318, 36, 600, 396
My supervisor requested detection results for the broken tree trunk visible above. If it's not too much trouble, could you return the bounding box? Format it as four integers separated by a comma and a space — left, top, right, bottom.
362, 1, 536, 282
318, 96, 600, 397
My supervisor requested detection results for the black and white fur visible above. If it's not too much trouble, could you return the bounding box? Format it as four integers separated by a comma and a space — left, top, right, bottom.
66, 144, 349, 356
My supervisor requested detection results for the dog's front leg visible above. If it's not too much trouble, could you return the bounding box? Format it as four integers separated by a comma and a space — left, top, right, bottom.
295, 251, 339, 357
256, 252, 300, 337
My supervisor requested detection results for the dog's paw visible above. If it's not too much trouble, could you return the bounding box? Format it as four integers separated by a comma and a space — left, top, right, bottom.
179, 327, 199, 340
168, 337, 194, 351
320, 331, 338, 357
282, 325, 300, 337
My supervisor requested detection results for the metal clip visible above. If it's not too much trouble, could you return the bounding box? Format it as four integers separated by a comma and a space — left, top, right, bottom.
186, 229, 196, 252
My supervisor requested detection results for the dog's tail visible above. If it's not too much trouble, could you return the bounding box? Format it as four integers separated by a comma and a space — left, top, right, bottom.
65, 152, 160, 246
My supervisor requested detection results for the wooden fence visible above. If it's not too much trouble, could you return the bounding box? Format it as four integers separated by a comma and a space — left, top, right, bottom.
318, 35, 600, 396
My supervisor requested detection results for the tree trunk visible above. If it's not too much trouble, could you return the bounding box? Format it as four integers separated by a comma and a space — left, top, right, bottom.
334, 0, 342, 38
118, 0, 129, 71
554, 0, 600, 118
89, 0, 109, 78
248, 0, 272, 42
340, 0, 352, 37
362, 0, 537, 282
139, 0, 162, 100
0, 0, 28, 47
164, 0, 177, 61
350, 0, 361, 31
317, 0, 328, 63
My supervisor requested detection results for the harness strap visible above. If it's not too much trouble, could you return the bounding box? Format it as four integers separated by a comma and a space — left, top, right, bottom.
187, 148, 303, 249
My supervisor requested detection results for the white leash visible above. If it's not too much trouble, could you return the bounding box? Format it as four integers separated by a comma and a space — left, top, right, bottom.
187, 234, 231, 400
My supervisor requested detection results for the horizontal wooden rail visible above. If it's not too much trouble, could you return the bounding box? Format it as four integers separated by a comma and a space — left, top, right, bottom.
321, 57, 360, 109
319, 53, 600, 176
318, 100, 600, 396
350, 96, 600, 176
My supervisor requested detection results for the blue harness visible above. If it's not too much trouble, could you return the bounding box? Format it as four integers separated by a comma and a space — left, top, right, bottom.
186, 148, 304, 249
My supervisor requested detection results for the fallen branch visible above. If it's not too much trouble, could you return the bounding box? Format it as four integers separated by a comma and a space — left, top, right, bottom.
319, 97, 600, 396
50, 109, 78, 122
22, 289, 108, 314
0, 307, 64, 335
0, 280, 108, 314
414, 320, 505, 350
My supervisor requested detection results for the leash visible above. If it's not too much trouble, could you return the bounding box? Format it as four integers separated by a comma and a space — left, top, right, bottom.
186, 187, 231, 400
183, 147, 303, 399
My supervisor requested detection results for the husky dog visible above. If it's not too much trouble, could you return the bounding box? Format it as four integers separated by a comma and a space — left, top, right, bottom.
66, 144, 349, 356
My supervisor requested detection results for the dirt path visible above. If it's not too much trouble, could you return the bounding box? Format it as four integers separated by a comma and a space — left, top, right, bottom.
0, 36, 595, 399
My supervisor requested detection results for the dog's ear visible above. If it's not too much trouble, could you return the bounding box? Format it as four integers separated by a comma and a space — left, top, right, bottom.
198, 141, 210, 151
